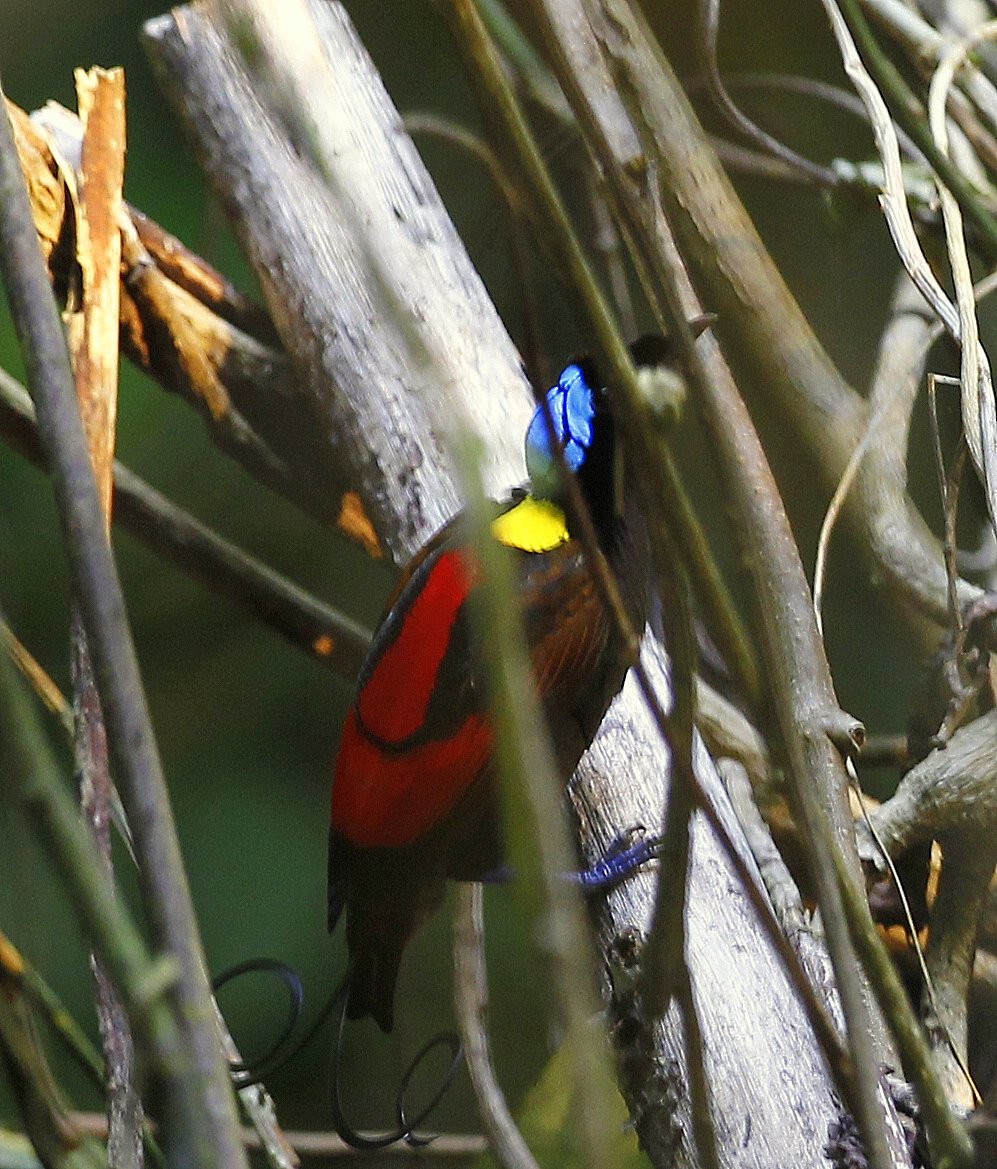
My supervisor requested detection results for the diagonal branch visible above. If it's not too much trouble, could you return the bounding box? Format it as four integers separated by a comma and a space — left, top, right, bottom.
0, 368, 370, 678
67, 64, 144, 1169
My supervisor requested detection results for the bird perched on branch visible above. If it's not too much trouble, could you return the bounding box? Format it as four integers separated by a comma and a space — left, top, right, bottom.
328, 332, 700, 1034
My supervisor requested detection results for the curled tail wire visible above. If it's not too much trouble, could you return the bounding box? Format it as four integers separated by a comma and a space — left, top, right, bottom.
330, 964, 464, 1149
213, 958, 312, 1088
212, 956, 463, 1149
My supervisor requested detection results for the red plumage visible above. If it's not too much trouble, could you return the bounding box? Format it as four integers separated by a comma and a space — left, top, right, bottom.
328, 504, 632, 1032
331, 547, 494, 848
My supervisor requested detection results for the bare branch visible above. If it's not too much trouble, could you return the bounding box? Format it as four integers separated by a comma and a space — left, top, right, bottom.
452, 885, 539, 1169
144, 0, 531, 566
69, 1113, 487, 1160
67, 64, 144, 1169
0, 368, 371, 679
858, 709, 997, 858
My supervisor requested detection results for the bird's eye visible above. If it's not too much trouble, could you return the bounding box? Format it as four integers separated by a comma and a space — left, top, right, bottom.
525, 363, 596, 488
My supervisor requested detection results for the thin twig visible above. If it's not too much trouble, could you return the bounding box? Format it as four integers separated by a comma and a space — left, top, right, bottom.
637, 571, 697, 1021
0, 641, 192, 1153
1, 618, 73, 735
698, 0, 842, 186
452, 885, 539, 1169
213, 1000, 300, 1169
1, 612, 137, 862
69, 1114, 487, 1160
583, 169, 637, 340
0, 367, 371, 679
817, 0, 982, 408
697, 70, 926, 161
928, 374, 967, 634
675, 974, 720, 1169
862, 0, 997, 140
0, 939, 106, 1169
2, 932, 167, 1169
927, 21, 997, 536
837, 0, 997, 261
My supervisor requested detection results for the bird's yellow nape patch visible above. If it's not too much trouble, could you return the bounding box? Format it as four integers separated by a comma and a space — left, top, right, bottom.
490, 497, 570, 553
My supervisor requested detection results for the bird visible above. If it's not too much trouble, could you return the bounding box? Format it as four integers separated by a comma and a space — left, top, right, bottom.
328, 333, 693, 1035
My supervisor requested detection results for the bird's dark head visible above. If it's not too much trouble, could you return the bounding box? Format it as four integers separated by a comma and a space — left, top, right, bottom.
524, 328, 706, 535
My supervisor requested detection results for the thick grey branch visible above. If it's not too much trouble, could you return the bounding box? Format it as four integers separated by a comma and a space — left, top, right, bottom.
144, 0, 530, 565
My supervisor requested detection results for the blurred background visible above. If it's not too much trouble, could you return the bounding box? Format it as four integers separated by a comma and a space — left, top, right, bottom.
0, 0, 950, 1154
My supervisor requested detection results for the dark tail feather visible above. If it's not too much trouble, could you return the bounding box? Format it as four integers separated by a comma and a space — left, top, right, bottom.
328, 827, 350, 932
330, 826, 444, 1032
344, 942, 402, 1033
209, 954, 462, 1149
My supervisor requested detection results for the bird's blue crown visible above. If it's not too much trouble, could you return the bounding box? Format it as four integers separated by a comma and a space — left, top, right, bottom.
525, 362, 597, 495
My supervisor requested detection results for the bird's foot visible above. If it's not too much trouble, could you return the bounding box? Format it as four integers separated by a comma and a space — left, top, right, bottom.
571, 826, 664, 893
